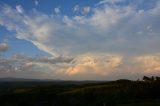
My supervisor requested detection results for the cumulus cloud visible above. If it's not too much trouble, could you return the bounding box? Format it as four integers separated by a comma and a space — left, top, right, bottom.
0, 43, 9, 52
0, 1, 160, 79
135, 55, 160, 74
63, 54, 123, 76
0, 53, 160, 80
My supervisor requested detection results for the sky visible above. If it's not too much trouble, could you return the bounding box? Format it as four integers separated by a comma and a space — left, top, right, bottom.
0, 0, 160, 80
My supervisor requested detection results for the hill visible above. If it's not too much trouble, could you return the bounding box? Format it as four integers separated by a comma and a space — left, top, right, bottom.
0, 77, 160, 106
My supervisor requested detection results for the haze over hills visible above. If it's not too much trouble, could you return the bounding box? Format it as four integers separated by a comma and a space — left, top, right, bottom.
0, 77, 108, 84
0, 77, 53, 82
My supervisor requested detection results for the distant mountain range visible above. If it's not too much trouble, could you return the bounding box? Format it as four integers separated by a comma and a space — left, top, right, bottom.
0, 77, 108, 84
0, 77, 53, 82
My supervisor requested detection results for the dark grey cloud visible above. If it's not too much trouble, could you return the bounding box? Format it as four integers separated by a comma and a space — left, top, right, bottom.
35, 56, 74, 64
0, 54, 74, 72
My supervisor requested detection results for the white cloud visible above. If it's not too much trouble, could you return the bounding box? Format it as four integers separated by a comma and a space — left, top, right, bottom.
82, 6, 91, 14
97, 0, 125, 5
1, 1, 160, 57
16, 5, 24, 13
54, 6, 61, 14
73, 5, 90, 15
1, 1, 160, 79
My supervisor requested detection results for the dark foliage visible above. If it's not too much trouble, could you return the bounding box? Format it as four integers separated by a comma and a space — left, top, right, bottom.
0, 76, 160, 106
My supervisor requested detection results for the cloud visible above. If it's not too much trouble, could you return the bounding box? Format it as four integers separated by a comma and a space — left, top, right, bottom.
42, 53, 124, 80
135, 55, 160, 74
1, 1, 160, 57
16, 5, 24, 13
54, 6, 61, 14
35, 0, 39, 6
82, 6, 91, 14
0, 53, 73, 73
97, 0, 125, 5
73, 5, 80, 12
0, 43, 9, 52
73, 5, 90, 14
0, 1, 160, 79
0, 53, 160, 80
63, 54, 123, 76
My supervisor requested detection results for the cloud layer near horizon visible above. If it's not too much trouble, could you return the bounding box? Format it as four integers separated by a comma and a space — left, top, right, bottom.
0, 0, 160, 80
